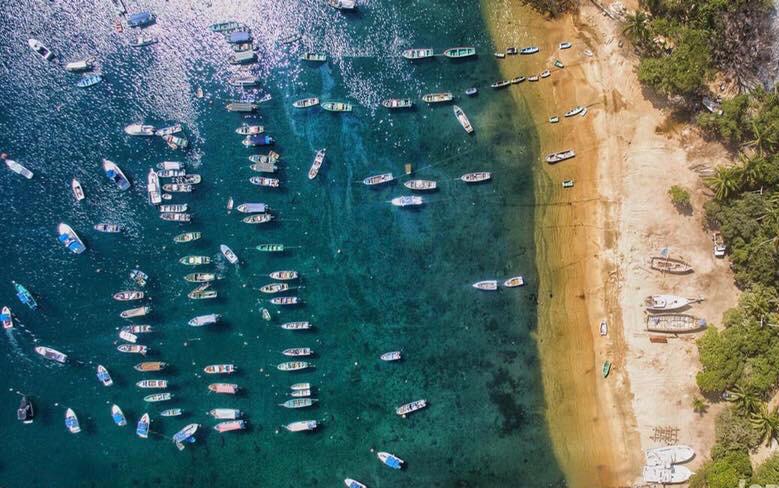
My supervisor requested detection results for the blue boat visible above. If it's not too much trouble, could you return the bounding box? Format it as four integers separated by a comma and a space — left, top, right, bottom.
13, 281, 37, 310
228, 31, 251, 44
111, 405, 127, 426
136, 413, 150, 438
102, 159, 131, 191
76, 75, 102, 88
127, 11, 155, 28
172, 423, 200, 443
377, 451, 404, 470
242, 135, 274, 147
57, 223, 86, 254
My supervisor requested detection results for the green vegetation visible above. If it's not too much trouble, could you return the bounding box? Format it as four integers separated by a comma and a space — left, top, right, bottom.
668, 185, 691, 211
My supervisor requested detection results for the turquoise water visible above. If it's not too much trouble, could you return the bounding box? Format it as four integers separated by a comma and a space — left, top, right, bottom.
0, 0, 563, 486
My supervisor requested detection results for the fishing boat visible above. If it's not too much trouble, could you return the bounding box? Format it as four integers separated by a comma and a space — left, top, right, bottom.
97, 365, 113, 386
402, 48, 434, 60
122, 324, 153, 334
363, 173, 394, 186
645, 445, 696, 466
113, 290, 143, 301
57, 223, 86, 254
220, 244, 239, 264
391, 196, 423, 207
602, 360, 612, 378
520, 46, 540, 55
284, 420, 317, 432
644, 295, 694, 312
528, 75, 540, 82
227, 197, 234, 212
377, 452, 404, 470
160, 204, 187, 213
396, 399, 427, 416
236, 203, 268, 214
35, 346, 67, 363
13, 282, 37, 310
136, 413, 150, 438
242, 214, 274, 224
249, 151, 281, 163
422, 92, 453, 103
380, 351, 402, 361
157, 169, 186, 177
124, 123, 155, 136
249, 176, 280, 187
545, 150, 576, 164
461, 172, 491, 183
188, 288, 217, 300
560, 42, 572, 49
28, 38, 54, 61
179, 255, 210, 265
443, 46, 476, 58
281, 321, 311, 331
404, 179, 437, 191
226, 102, 257, 112
473, 280, 498, 291
466, 87, 478, 96
344, 479, 367, 488
565, 106, 584, 117
214, 420, 246, 433
155, 124, 182, 136
204, 364, 235, 374
111, 404, 126, 426
642, 465, 694, 484
120, 306, 150, 318
256, 243, 288, 252
282, 348, 313, 357
136, 379, 167, 389
94, 223, 122, 233
511, 76, 526, 84
1, 306, 12, 329
184, 273, 220, 283
228, 76, 259, 87
490, 80, 512, 89
119, 330, 137, 343
209, 408, 242, 420
504, 276, 524, 287
229, 51, 257, 64
134, 361, 167, 372
321, 101, 353, 112
163, 135, 189, 150
144, 392, 173, 403
645, 314, 706, 333
260, 283, 289, 294
277, 361, 312, 371
17, 396, 33, 424
209, 383, 239, 394
236, 125, 264, 136
209, 21, 244, 33
292, 97, 320, 108
291, 382, 311, 391
76, 75, 102, 88
328, 0, 356, 9
290, 389, 311, 397
300, 53, 327, 62
271, 296, 300, 306
382, 98, 413, 109
69, 179, 84, 204
650, 257, 693, 274
158, 161, 184, 170
65, 408, 80, 434
117, 344, 148, 355
188, 313, 221, 326
270, 270, 298, 280
131, 36, 158, 47
453, 105, 474, 133
103, 159, 131, 190
242, 135, 274, 147
279, 398, 317, 409
308, 149, 327, 180
127, 11, 155, 27
5, 159, 33, 179
172, 423, 199, 443
174, 232, 201, 243
160, 409, 183, 417
249, 161, 278, 173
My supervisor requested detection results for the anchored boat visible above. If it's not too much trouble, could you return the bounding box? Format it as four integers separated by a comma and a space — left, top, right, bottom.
5, 159, 33, 179
404, 179, 437, 191
391, 196, 423, 207
422, 92, 453, 103
97, 365, 113, 386
473, 280, 498, 291
453, 105, 473, 133
65, 408, 80, 434
220, 244, 239, 264
103, 159, 131, 190
321, 101, 353, 112
136, 413, 150, 438
209, 383, 239, 394
380, 351, 402, 361
377, 451, 404, 470
189, 313, 221, 326
443, 46, 476, 58
134, 361, 167, 372
308, 149, 326, 180
396, 399, 427, 416
284, 420, 317, 432
35, 346, 67, 363
28, 38, 54, 61
363, 173, 394, 186
277, 361, 312, 371
57, 223, 86, 254
111, 404, 126, 426
14, 282, 37, 309
1, 306, 12, 329
382, 98, 413, 109
292, 97, 319, 108
402, 48, 434, 60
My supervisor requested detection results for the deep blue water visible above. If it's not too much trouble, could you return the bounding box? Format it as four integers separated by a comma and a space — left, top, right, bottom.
0, 1, 562, 486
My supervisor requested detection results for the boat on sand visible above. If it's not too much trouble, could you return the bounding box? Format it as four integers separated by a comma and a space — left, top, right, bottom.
650, 257, 693, 274
645, 314, 706, 333
644, 295, 695, 312
642, 465, 693, 484
645, 445, 695, 466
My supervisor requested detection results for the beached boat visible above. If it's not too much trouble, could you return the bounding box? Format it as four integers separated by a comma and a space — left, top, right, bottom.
136, 413, 150, 438
270, 270, 298, 281
144, 392, 172, 403
113, 291, 144, 301
282, 348, 313, 357
160, 409, 182, 417
504, 276, 524, 287
473, 280, 498, 291
1, 306, 12, 329
35, 346, 67, 363
281, 321, 311, 330
490, 80, 512, 89
422, 92, 453, 103
403, 179, 437, 191
214, 420, 246, 433
549, 116, 560, 124
528, 75, 540, 82
134, 361, 167, 372
117, 344, 148, 355
382, 98, 413, 109
76, 74, 102, 88
249, 176, 280, 187
279, 398, 317, 409
209, 408, 242, 420
292, 97, 319, 108
277, 361, 312, 371
209, 383, 239, 394
377, 452, 404, 470
645, 445, 695, 466
402, 48, 434, 60
5, 159, 33, 179
284, 420, 317, 432
520, 46, 539, 54
650, 257, 693, 274
179, 255, 210, 265
13, 282, 37, 310
308, 149, 326, 180
111, 404, 126, 426
103, 159, 130, 190
136, 379, 167, 389
243, 135, 274, 147
560, 42, 572, 49
174, 232, 201, 243
396, 399, 427, 416
565, 106, 585, 117
562, 179, 575, 188
300, 53, 327, 62
644, 295, 694, 312
260, 283, 289, 294
646, 314, 706, 333
494, 51, 506, 58
97, 365, 113, 386
271, 296, 300, 306
363, 173, 394, 186
189, 313, 221, 326
17, 395, 33, 424
329, 0, 356, 9
602, 360, 612, 377
236, 203, 269, 214
204, 364, 235, 374
321, 101, 353, 112
220, 244, 239, 264
184, 273, 220, 283
94, 223, 122, 233
642, 465, 693, 484
236, 124, 264, 135
28, 38, 54, 61
511, 77, 526, 84
540, 69, 551, 78
123, 324, 153, 334
443, 46, 476, 58
452, 105, 473, 133
242, 214, 274, 224
545, 150, 576, 164
57, 223, 86, 254
391, 196, 423, 207
226, 102, 257, 112
65, 408, 80, 434
380, 351, 402, 361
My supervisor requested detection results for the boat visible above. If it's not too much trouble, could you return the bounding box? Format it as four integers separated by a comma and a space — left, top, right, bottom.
160, 409, 183, 417
452, 105, 473, 133
226, 102, 257, 112
204, 364, 235, 374
157, 161, 184, 170
549, 116, 560, 124
188, 288, 217, 300
242, 214, 274, 224
127, 11, 155, 27
13, 282, 37, 310
642, 465, 693, 484
505, 47, 518, 55
97, 365, 113, 386
382, 98, 413, 109
645, 445, 695, 466
236, 125, 264, 135
117, 344, 148, 354
256, 243, 288, 252
282, 348, 313, 357
562, 179, 575, 188
5, 159, 33, 179
120, 306, 150, 318
249, 161, 278, 172
76, 75, 102, 88
209, 21, 244, 33
284, 420, 317, 432
103, 159, 130, 190
520, 46, 539, 55
236, 203, 268, 214
179, 255, 210, 265
279, 398, 317, 409
189, 313, 221, 326
209, 408, 242, 420
270, 270, 298, 280
402, 48, 434, 60
321, 101, 353, 112
131, 36, 158, 47
28, 39, 54, 61
528, 75, 540, 82
136, 379, 167, 389
119, 330, 137, 343
134, 361, 167, 372
290, 389, 312, 397
144, 392, 173, 402
209, 383, 239, 394
249, 176, 280, 187
465, 87, 478, 96
291, 383, 311, 390
540, 69, 551, 78
380, 351, 402, 361
155, 124, 182, 137
560, 42, 572, 49
292, 97, 320, 108
172, 423, 199, 443
214, 420, 246, 433
281, 321, 311, 330
122, 324, 153, 334
243, 135, 274, 146
491, 80, 512, 89
160, 204, 187, 213
504, 276, 524, 287
565, 106, 584, 117
510, 77, 526, 84
363, 173, 394, 186
174, 232, 201, 243
1, 306, 12, 329
494, 52, 506, 58
602, 360, 612, 378
308, 149, 326, 180
377, 451, 404, 470
329, 0, 357, 9
57, 223, 86, 254
344, 479, 367, 488
461, 172, 491, 183
300, 53, 327, 62
545, 150, 576, 164
220, 244, 239, 264
645, 314, 706, 333
65, 408, 80, 434
157, 169, 186, 177
163, 135, 189, 150
391, 196, 423, 207
271, 296, 300, 305
123, 123, 155, 137
443, 46, 476, 58
554, 59, 565, 69
277, 361, 312, 371
260, 283, 289, 294
422, 92, 453, 103
17, 396, 33, 424
650, 257, 693, 274
35, 346, 67, 363
396, 399, 427, 416
136, 413, 150, 438
644, 295, 694, 312
113, 290, 144, 301
404, 179, 437, 191
249, 151, 280, 163
473, 280, 498, 291
58, 57, 91, 72
184, 273, 220, 283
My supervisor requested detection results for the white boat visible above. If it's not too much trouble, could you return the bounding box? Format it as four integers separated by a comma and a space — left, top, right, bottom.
65, 408, 80, 433
645, 445, 695, 466
5, 159, 33, 179
236, 203, 268, 213
189, 313, 221, 326
57, 223, 86, 254
124, 123, 156, 136
396, 399, 427, 416
380, 351, 402, 361
329, 0, 356, 9
422, 92, 453, 103
236, 124, 264, 135
391, 196, 423, 207
520, 46, 539, 55
644, 295, 693, 312
131, 36, 158, 47
461, 172, 491, 183
71, 179, 85, 201
203, 364, 236, 374
290, 383, 311, 391
564, 106, 585, 117
103, 159, 131, 190
136, 413, 150, 438
96, 365, 113, 386
155, 124, 182, 136
404, 179, 437, 191
119, 330, 137, 343
503, 276, 524, 287
308, 149, 326, 180
120, 306, 150, 319
35, 346, 67, 363
473, 280, 498, 291
28, 39, 54, 61
453, 105, 473, 133
1, 306, 13, 329
220, 244, 239, 264
209, 408, 242, 420
292, 97, 319, 109
282, 347, 313, 357
377, 451, 404, 469
402, 48, 434, 60
560, 42, 572, 49
137, 379, 168, 389
65, 59, 93, 72
642, 465, 693, 484
281, 321, 311, 331
363, 173, 394, 186
545, 150, 576, 164
284, 420, 318, 432
111, 404, 127, 426
157, 161, 183, 170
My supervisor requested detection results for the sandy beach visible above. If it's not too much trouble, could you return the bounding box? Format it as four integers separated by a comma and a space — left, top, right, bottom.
483, 1, 741, 485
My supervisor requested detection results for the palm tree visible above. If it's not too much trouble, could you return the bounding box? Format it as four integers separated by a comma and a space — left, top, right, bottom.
742, 121, 778, 156
705, 165, 743, 200
740, 152, 768, 189
692, 397, 708, 415
750, 403, 779, 446
726, 385, 762, 416
623, 11, 651, 48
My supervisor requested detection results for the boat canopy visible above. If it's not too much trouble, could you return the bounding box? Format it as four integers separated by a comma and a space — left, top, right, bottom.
228, 31, 251, 44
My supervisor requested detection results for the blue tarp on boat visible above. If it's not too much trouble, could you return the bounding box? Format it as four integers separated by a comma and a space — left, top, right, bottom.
127, 11, 156, 28
228, 31, 251, 44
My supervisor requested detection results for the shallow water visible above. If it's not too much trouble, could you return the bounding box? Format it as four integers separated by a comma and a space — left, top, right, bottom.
0, 1, 563, 486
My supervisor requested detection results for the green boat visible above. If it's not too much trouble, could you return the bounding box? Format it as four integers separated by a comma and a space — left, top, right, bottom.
443, 46, 476, 58
174, 232, 201, 243
321, 101, 353, 112
256, 243, 285, 252
602, 360, 612, 378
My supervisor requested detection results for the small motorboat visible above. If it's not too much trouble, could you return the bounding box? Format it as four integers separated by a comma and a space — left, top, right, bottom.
236, 203, 268, 213
131, 36, 158, 47
520, 46, 540, 55
122, 324, 153, 334
63, 59, 93, 72
461, 172, 491, 183
160, 409, 183, 417
382, 98, 413, 109
204, 364, 236, 374
363, 173, 394, 186
214, 420, 246, 433
284, 420, 317, 432
65, 408, 81, 434
503, 276, 524, 287
71, 179, 85, 201
380, 351, 402, 362
292, 97, 319, 108
209, 408, 242, 420
282, 348, 313, 357
402, 48, 434, 60
220, 244, 239, 264
57, 223, 86, 254
421, 92, 453, 103
174, 232, 201, 243
120, 306, 150, 318
96, 365, 113, 386
344, 479, 367, 488
17, 395, 34, 424
209, 383, 240, 394
473, 280, 498, 291
188, 313, 221, 326
249, 176, 280, 187
377, 451, 404, 469
278, 398, 318, 409
565, 106, 585, 117
136, 413, 150, 438
300, 52, 327, 62
179, 255, 210, 265
119, 330, 137, 343
136, 379, 167, 389
127, 11, 155, 27
396, 399, 427, 416
163, 135, 189, 150
111, 404, 127, 426
161, 212, 192, 222
113, 290, 144, 301
280, 321, 311, 331
5, 159, 33, 179
443, 46, 476, 58
270, 296, 300, 306
134, 361, 167, 372
155, 124, 183, 137
28, 38, 54, 61
103, 159, 131, 190
308, 148, 326, 180
144, 393, 173, 403
184, 273, 221, 283
321, 101, 353, 112
235, 124, 264, 135
242, 135, 274, 147
117, 344, 148, 355
1, 306, 12, 329
391, 196, 423, 207
172, 423, 199, 444
242, 214, 274, 224
540, 69, 551, 78
35, 346, 67, 363
260, 283, 289, 294
228, 75, 259, 87
404, 180, 437, 191
276, 361, 312, 371
453, 105, 474, 133
124, 123, 155, 136
76, 75, 102, 88
14, 282, 37, 309
465, 87, 478, 96
269, 270, 298, 281
329, 0, 356, 9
